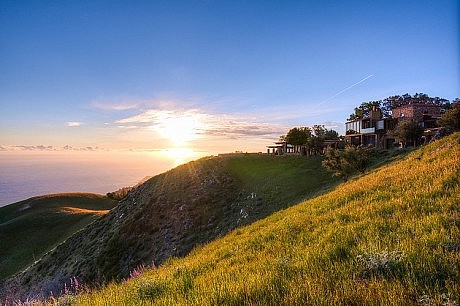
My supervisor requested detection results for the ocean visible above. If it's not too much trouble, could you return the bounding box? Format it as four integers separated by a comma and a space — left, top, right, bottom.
0, 150, 196, 207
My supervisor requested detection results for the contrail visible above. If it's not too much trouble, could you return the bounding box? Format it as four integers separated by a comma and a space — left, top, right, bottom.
319, 74, 374, 105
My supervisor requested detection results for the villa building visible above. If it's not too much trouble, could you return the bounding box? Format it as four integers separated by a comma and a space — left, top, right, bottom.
391, 103, 441, 129
344, 108, 397, 149
344, 104, 442, 149
268, 103, 443, 154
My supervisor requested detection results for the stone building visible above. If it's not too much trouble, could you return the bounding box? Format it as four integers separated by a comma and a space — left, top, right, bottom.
391, 103, 441, 128
344, 104, 442, 149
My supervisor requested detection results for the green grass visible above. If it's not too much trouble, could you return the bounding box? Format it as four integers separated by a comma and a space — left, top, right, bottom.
0, 193, 117, 281
69, 133, 460, 305
2, 153, 339, 301
225, 154, 336, 208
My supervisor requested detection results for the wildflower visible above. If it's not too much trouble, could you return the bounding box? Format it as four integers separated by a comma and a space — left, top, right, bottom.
71, 276, 79, 292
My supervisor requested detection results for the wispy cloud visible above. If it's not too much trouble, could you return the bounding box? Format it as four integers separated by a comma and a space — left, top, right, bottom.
116, 109, 287, 140
90, 96, 194, 112
66, 121, 83, 127
0, 145, 56, 151
0, 145, 107, 152
92, 101, 140, 111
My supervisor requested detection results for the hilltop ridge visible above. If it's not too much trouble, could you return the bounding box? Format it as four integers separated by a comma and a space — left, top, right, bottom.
69, 133, 460, 305
2, 154, 336, 300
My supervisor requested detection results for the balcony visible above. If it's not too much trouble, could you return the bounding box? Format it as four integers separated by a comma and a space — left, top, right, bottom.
360, 127, 375, 134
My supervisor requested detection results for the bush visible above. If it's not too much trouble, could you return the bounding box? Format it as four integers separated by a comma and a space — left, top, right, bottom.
107, 187, 133, 201
322, 145, 376, 181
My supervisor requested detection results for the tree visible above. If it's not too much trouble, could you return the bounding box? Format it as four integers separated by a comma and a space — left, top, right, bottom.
382, 93, 449, 112
312, 125, 326, 138
324, 129, 339, 140
309, 125, 340, 155
283, 127, 312, 153
322, 145, 376, 181
348, 101, 384, 120
349, 93, 452, 121
438, 99, 460, 131
343, 145, 376, 174
282, 125, 340, 155
392, 120, 424, 147
322, 148, 353, 181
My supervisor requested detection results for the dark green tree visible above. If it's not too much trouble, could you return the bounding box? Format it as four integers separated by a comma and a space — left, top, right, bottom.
282, 125, 340, 155
438, 99, 460, 131
309, 125, 339, 155
392, 120, 424, 147
283, 127, 312, 153
324, 129, 339, 140
348, 101, 383, 120
312, 125, 326, 138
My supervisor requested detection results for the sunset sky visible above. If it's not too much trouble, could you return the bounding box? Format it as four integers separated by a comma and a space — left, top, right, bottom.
1, 0, 458, 155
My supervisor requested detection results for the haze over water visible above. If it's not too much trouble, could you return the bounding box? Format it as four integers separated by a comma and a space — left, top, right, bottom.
0, 150, 199, 207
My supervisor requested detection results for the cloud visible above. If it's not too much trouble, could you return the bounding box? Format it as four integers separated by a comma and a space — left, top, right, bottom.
321, 121, 344, 129
116, 109, 287, 141
0, 145, 108, 152
0, 145, 57, 151
203, 115, 286, 139
92, 101, 139, 111
66, 121, 83, 127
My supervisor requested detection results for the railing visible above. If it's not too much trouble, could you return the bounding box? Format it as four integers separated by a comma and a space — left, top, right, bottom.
360, 127, 375, 134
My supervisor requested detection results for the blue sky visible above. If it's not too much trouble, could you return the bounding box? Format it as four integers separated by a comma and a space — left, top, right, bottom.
0, 0, 458, 153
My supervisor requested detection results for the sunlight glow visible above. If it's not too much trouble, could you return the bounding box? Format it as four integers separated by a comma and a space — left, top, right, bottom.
152, 111, 203, 146
160, 148, 197, 166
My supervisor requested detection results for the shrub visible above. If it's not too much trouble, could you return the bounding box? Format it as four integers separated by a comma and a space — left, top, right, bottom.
356, 250, 405, 279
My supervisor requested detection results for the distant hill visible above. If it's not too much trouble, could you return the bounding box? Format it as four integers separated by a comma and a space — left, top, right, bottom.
2, 154, 337, 300
0, 193, 117, 281
67, 133, 460, 305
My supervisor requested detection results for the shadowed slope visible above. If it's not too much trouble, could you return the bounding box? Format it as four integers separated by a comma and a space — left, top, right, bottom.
0, 193, 117, 281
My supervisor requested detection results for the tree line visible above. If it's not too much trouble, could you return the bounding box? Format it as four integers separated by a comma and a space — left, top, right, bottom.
348, 93, 455, 120
279, 125, 339, 155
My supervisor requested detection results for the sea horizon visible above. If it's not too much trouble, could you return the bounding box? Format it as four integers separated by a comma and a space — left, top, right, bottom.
0, 150, 201, 207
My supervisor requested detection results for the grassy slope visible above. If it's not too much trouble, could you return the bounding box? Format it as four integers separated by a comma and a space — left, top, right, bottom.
226, 155, 334, 209
73, 133, 460, 305
0, 193, 117, 281
3, 155, 337, 300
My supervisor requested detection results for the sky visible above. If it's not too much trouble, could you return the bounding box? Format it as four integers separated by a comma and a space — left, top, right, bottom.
0, 0, 459, 155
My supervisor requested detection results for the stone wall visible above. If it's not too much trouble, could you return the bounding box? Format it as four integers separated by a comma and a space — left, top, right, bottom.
392, 104, 441, 122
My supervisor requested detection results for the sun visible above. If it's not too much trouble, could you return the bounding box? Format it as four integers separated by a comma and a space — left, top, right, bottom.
149, 110, 205, 165
154, 111, 202, 146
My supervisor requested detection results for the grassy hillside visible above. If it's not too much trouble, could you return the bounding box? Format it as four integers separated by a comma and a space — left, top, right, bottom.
69, 133, 459, 305
0, 193, 117, 281
2, 154, 337, 300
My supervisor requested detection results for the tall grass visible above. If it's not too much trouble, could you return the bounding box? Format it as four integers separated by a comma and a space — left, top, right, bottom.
63, 134, 460, 304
